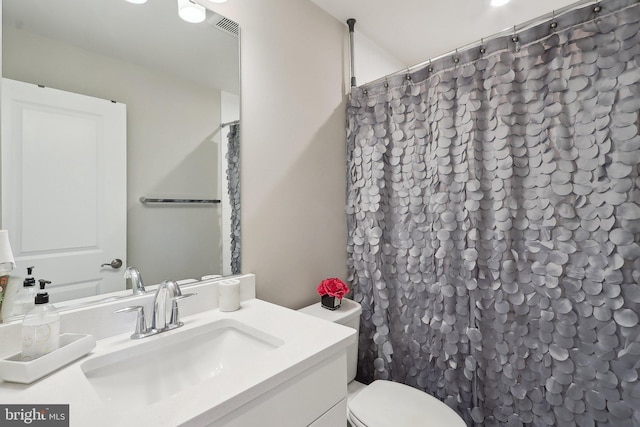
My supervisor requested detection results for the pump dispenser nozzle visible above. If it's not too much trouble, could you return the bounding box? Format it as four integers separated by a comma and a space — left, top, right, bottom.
23, 266, 36, 287
35, 279, 52, 304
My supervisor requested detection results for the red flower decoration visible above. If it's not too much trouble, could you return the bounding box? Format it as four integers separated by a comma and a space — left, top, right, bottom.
317, 278, 350, 299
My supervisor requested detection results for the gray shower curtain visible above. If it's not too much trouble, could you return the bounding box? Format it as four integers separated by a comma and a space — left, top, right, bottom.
226, 123, 241, 275
346, 1, 640, 426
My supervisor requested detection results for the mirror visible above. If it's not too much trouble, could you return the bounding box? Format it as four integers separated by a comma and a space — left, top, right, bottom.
0, 0, 240, 310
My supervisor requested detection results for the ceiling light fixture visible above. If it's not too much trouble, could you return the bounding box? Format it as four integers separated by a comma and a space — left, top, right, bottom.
178, 0, 207, 23
491, 0, 511, 6
125, 0, 148, 4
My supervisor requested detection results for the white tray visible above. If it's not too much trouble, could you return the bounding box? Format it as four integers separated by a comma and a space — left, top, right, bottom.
0, 333, 96, 384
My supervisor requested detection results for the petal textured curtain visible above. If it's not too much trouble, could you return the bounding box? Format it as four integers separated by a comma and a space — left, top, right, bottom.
346, 1, 640, 425
226, 123, 241, 275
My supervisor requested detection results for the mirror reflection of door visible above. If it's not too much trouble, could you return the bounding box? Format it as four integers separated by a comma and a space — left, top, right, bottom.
1, 78, 127, 302
1, 0, 240, 307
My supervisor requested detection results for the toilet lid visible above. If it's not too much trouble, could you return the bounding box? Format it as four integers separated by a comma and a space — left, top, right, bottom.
347, 380, 466, 427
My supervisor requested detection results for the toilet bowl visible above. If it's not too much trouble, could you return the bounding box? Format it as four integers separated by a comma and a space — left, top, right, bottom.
299, 298, 466, 427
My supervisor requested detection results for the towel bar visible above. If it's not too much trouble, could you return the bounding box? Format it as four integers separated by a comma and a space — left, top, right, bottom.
139, 197, 221, 204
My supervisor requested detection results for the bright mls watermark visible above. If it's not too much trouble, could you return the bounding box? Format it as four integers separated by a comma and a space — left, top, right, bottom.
0, 405, 69, 426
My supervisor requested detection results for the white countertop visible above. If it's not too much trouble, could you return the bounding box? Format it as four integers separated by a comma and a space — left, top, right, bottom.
0, 299, 356, 427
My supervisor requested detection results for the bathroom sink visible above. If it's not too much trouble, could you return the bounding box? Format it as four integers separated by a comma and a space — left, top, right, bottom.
80, 319, 282, 408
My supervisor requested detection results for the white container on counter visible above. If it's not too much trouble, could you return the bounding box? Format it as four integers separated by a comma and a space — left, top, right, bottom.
218, 279, 240, 312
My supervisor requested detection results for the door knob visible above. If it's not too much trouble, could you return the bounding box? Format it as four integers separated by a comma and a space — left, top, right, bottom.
101, 258, 123, 269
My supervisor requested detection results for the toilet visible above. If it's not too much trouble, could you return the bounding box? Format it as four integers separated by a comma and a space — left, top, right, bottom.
299, 298, 466, 427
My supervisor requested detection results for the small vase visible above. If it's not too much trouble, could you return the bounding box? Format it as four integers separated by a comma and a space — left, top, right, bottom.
321, 294, 341, 310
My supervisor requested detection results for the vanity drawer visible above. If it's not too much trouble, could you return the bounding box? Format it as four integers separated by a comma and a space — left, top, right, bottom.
199, 354, 348, 427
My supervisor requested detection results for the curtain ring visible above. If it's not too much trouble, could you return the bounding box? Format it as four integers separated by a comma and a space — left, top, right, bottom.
480, 38, 486, 55
428, 59, 434, 73
454, 49, 460, 65
593, 2, 602, 13
511, 25, 521, 52
550, 10, 558, 30
384, 77, 389, 89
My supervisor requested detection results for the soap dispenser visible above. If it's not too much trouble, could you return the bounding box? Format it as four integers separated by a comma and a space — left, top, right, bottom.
14, 266, 36, 316
21, 279, 60, 361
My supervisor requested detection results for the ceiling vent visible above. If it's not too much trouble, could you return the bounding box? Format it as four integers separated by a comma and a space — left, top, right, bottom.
207, 13, 239, 37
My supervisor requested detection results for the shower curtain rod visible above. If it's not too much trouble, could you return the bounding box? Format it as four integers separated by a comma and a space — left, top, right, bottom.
359, 0, 599, 89
221, 120, 239, 128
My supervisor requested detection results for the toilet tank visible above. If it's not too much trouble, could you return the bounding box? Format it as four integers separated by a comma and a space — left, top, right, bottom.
298, 298, 361, 383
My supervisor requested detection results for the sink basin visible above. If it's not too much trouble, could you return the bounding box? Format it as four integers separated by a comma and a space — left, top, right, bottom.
81, 319, 283, 408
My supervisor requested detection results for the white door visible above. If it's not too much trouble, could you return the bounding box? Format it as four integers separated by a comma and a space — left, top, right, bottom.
1, 78, 127, 302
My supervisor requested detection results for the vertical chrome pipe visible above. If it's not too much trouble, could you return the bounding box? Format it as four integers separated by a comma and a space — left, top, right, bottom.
347, 18, 357, 87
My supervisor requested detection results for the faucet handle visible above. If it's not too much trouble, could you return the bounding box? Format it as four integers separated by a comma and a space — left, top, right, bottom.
115, 305, 149, 339
168, 292, 197, 328
174, 292, 197, 301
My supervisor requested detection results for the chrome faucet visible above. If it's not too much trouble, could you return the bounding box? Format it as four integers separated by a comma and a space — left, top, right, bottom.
153, 280, 180, 330
124, 266, 146, 295
116, 279, 195, 339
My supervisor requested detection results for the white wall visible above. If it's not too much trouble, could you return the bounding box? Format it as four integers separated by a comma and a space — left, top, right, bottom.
352, 31, 406, 87
3, 28, 223, 286
204, 0, 349, 309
